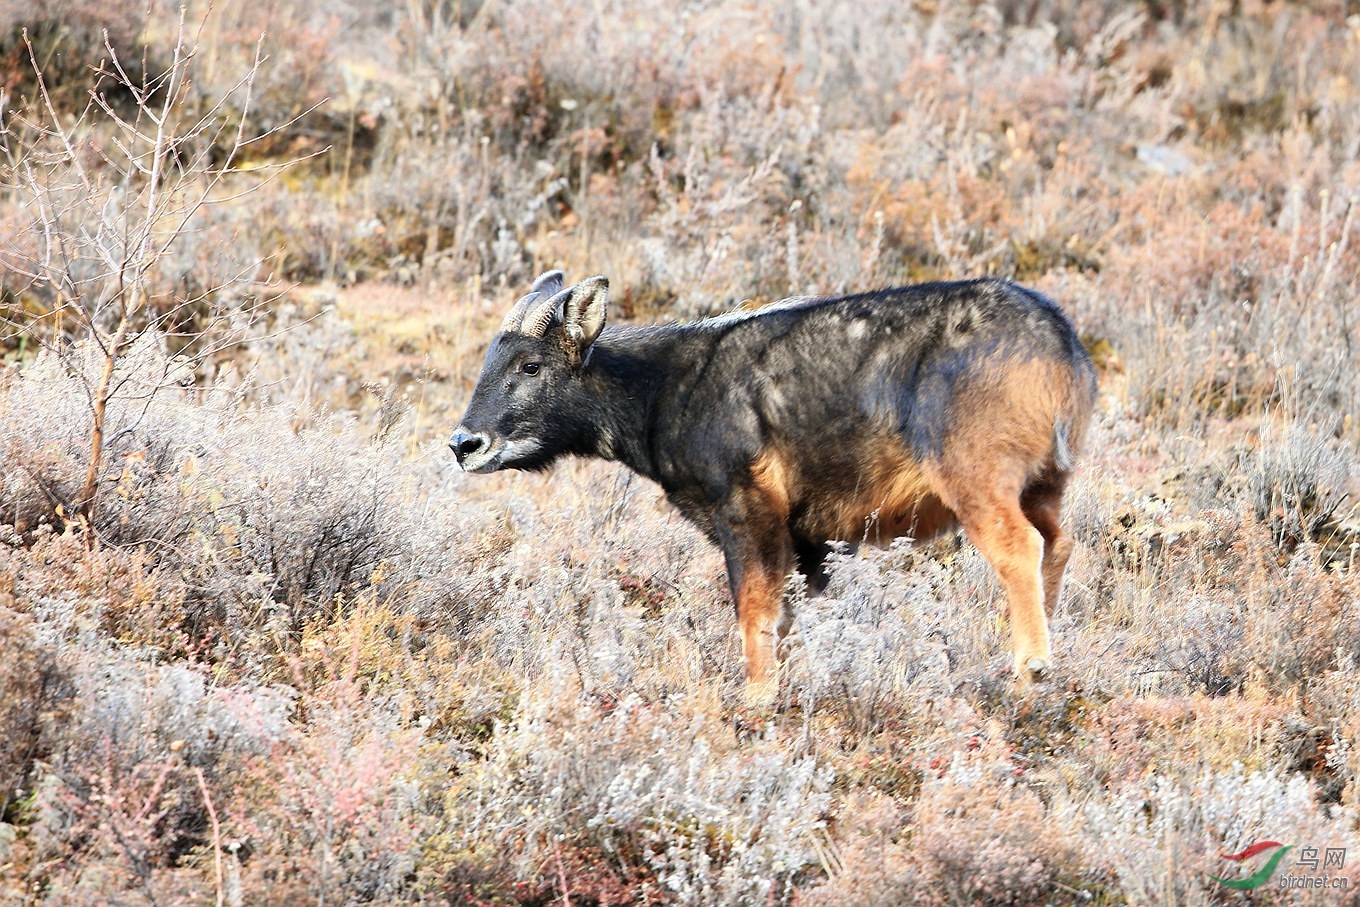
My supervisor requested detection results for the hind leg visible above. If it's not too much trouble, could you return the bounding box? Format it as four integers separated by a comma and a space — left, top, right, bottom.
1021, 477, 1074, 617
941, 473, 1050, 683
793, 535, 834, 594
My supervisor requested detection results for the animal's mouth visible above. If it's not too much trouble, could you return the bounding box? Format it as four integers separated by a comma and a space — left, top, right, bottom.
458, 442, 503, 473
455, 436, 545, 473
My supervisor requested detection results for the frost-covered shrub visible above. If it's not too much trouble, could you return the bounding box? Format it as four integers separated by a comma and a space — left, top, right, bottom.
792, 544, 957, 734
1081, 767, 1358, 907
0, 338, 454, 646
448, 677, 834, 905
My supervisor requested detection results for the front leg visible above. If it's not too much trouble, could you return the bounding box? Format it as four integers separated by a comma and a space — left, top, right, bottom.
715, 494, 796, 705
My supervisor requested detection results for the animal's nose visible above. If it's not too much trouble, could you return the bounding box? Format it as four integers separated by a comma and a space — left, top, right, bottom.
449, 429, 486, 465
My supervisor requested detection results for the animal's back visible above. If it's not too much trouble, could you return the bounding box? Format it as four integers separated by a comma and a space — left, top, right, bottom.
694, 278, 1095, 545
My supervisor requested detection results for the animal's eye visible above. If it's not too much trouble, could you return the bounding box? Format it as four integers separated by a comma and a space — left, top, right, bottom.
521, 361, 541, 377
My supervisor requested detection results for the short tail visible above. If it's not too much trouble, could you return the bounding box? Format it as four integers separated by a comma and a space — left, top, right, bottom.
1053, 418, 1075, 472
1053, 354, 1097, 473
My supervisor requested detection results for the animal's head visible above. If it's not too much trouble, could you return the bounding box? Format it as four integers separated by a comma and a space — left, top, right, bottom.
450, 270, 609, 473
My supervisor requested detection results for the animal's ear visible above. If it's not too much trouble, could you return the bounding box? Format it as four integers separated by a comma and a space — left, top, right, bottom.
561, 276, 608, 361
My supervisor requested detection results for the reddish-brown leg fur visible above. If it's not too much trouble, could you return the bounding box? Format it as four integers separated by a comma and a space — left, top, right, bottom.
1021, 478, 1074, 617
734, 560, 790, 698
957, 494, 1050, 680
930, 452, 1050, 683
719, 479, 795, 704
927, 360, 1086, 683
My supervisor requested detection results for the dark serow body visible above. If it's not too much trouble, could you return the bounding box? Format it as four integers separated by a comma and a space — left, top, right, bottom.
451, 271, 1097, 700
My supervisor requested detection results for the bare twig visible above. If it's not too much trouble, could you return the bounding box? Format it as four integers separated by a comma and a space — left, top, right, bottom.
195, 767, 226, 907
0, 10, 311, 533
551, 836, 573, 907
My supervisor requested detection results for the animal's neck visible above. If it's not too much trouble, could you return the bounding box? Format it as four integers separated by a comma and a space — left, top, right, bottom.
576, 324, 691, 481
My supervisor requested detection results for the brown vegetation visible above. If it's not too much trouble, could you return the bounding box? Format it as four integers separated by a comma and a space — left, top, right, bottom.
1, 0, 1359, 904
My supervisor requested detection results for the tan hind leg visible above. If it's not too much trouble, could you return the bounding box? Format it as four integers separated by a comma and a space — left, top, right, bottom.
949, 484, 1050, 683
1021, 480, 1075, 617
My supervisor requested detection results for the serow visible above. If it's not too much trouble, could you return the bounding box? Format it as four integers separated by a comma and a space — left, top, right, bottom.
451, 271, 1096, 702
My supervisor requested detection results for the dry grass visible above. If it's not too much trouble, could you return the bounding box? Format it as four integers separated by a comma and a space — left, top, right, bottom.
2, 1, 1360, 904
